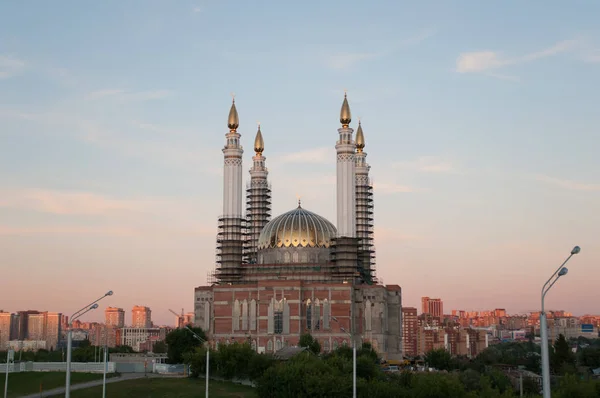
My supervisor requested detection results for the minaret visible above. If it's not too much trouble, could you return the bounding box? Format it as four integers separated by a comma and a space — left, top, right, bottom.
336, 92, 357, 238
244, 123, 272, 264
355, 120, 376, 283
332, 92, 360, 285
216, 97, 245, 284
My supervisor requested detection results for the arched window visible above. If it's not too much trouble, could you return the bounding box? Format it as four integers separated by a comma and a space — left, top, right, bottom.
306, 299, 312, 330
259, 254, 263, 264
292, 252, 299, 263
276, 339, 282, 351
241, 299, 248, 330
267, 340, 273, 352
323, 339, 330, 352
301, 252, 308, 263
314, 299, 321, 330
323, 299, 330, 329
282, 299, 290, 334
333, 340, 338, 350
233, 300, 240, 331
249, 299, 257, 331
276, 252, 282, 263
284, 252, 291, 263
203, 303, 211, 331
364, 299, 372, 331
251, 340, 257, 351
274, 299, 284, 334
342, 340, 348, 347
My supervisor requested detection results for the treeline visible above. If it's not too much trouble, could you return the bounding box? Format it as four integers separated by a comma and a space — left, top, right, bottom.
181, 333, 600, 398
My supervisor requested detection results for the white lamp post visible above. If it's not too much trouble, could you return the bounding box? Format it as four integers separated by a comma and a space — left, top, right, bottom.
4, 350, 14, 398
331, 316, 356, 398
65, 290, 113, 398
540, 246, 580, 398
184, 326, 210, 398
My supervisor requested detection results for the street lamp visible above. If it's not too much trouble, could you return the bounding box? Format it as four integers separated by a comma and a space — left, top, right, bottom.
540, 246, 580, 398
4, 350, 14, 398
65, 290, 113, 398
331, 316, 356, 398
184, 326, 210, 398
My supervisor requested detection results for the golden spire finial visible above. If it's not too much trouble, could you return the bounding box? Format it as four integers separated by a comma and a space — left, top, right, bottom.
356, 118, 365, 153
296, 194, 302, 208
340, 91, 351, 127
227, 94, 239, 131
254, 122, 264, 155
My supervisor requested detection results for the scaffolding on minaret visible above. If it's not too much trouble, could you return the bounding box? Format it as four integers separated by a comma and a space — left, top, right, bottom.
243, 123, 272, 264
355, 120, 376, 284
214, 97, 245, 284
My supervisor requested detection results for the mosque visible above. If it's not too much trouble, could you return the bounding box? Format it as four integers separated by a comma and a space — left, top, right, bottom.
194, 94, 403, 359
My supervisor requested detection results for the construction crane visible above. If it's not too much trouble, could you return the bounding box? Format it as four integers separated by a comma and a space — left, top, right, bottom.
168, 308, 185, 328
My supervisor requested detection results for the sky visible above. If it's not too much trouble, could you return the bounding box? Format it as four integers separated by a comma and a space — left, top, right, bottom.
1, 0, 599, 326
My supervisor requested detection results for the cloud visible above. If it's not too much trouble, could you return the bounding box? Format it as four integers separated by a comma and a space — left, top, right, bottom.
533, 174, 600, 192
192, 6, 202, 13
0, 55, 26, 79
372, 182, 421, 194
374, 226, 423, 242
393, 156, 456, 173
0, 189, 155, 216
0, 189, 217, 237
0, 224, 214, 238
456, 39, 579, 74
275, 147, 332, 164
324, 28, 436, 70
85, 89, 173, 101
325, 53, 378, 70
86, 89, 126, 100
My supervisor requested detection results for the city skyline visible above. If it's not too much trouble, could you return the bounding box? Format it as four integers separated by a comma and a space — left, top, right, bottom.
1, 1, 599, 326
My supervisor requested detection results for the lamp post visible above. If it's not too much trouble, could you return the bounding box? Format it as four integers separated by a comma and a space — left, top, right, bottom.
184, 326, 210, 398
331, 317, 356, 398
4, 350, 14, 398
540, 246, 580, 398
102, 325, 108, 398
65, 290, 113, 398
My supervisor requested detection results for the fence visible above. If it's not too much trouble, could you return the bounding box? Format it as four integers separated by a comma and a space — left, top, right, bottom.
0, 362, 116, 373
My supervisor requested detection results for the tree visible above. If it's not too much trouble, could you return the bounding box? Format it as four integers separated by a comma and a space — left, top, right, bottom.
165, 327, 207, 364
298, 333, 321, 355
152, 341, 167, 354
579, 346, 600, 368
425, 348, 453, 371
551, 334, 576, 375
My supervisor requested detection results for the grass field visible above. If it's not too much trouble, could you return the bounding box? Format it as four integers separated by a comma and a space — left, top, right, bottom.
71, 377, 257, 397
1, 371, 108, 397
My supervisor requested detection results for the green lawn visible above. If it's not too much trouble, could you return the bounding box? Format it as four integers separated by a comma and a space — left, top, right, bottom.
1, 371, 108, 397
71, 377, 257, 398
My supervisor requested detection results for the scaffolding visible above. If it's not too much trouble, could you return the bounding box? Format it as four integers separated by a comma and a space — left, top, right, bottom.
330, 237, 361, 282
214, 216, 246, 284
356, 182, 376, 284
243, 181, 271, 264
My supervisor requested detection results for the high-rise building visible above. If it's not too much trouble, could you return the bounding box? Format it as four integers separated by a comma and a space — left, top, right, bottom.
27, 313, 46, 340
402, 307, 418, 358
105, 307, 125, 328
421, 297, 443, 318
0, 311, 11, 350
131, 306, 152, 328
194, 95, 403, 359
45, 312, 62, 350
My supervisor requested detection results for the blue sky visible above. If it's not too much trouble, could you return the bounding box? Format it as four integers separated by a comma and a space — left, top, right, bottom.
1, 0, 599, 325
